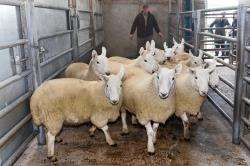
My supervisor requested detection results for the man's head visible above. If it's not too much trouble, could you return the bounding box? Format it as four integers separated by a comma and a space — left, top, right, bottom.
221, 12, 226, 18
142, 4, 149, 14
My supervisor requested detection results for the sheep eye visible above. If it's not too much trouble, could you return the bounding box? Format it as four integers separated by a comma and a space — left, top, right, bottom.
172, 77, 175, 81
194, 62, 197, 64
97, 61, 100, 64
195, 76, 198, 79
157, 75, 160, 79
144, 59, 148, 62
120, 84, 122, 87
106, 85, 108, 88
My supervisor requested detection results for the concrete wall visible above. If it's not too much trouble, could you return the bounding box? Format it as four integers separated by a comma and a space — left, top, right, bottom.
103, 0, 171, 58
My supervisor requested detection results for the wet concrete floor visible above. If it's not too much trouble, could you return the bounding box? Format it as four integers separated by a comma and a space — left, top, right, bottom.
14, 101, 250, 166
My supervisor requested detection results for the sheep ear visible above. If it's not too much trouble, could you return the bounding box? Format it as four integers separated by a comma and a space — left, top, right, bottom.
99, 74, 109, 82
163, 42, 168, 50
92, 50, 98, 59
181, 38, 185, 44
101, 46, 107, 57
150, 40, 155, 49
189, 68, 196, 74
198, 50, 203, 58
206, 62, 216, 74
173, 37, 177, 45
118, 65, 125, 81
189, 50, 194, 57
175, 64, 182, 75
146, 41, 151, 51
139, 47, 144, 55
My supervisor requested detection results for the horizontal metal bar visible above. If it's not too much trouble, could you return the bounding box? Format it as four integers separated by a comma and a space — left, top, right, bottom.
0, 114, 32, 148
0, 39, 28, 50
240, 135, 250, 150
202, 27, 235, 30
0, 70, 32, 90
79, 47, 93, 58
207, 94, 233, 124
45, 64, 69, 81
201, 6, 237, 12
200, 50, 237, 70
34, 2, 69, 10
0, 91, 31, 119
243, 97, 250, 105
219, 76, 235, 89
179, 27, 193, 33
79, 26, 90, 31
40, 48, 74, 67
79, 39, 92, 47
200, 32, 237, 43
169, 12, 177, 14
211, 87, 234, 107
0, 0, 21, 6
38, 30, 73, 40
78, 9, 91, 13
246, 46, 250, 52
243, 77, 250, 84
184, 42, 194, 48
203, 48, 231, 51
204, 12, 237, 16
242, 117, 250, 126
179, 11, 193, 14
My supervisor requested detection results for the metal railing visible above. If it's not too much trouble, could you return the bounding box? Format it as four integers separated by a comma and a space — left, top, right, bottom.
168, 1, 250, 150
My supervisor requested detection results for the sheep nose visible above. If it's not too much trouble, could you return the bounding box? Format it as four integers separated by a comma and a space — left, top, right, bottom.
105, 72, 110, 76
160, 93, 168, 99
152, 70, 155, 74
111, 100, 119, 105
200, 91, 207, 96
162, 60, 166, 64
167, 57, 171, 60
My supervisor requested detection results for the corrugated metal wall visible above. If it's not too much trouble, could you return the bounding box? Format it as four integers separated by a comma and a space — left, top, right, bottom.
0, 0, 103, 165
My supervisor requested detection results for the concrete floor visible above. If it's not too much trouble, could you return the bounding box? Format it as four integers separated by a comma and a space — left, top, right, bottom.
14, 101, 250, 166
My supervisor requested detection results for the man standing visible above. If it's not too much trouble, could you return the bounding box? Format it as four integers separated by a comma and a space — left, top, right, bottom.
129, 4, 163, 54
209, 12, 230, 56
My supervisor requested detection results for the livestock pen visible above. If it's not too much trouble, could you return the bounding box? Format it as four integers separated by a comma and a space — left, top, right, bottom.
0, 0, 249, 165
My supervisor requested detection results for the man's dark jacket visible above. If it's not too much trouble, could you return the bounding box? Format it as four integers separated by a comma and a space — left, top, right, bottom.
130, 12, 160, 38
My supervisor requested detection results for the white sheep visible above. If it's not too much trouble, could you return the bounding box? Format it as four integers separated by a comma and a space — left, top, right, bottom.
64, 47, 110, 81
120, 65, 182, 154
175, 63, 215, 139
172, 37, 185, 55
30, 66, 125, 161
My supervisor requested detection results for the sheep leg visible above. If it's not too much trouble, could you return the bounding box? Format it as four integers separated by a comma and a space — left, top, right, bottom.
89, 125, 97, 137
180, 113, 190, 140
145, 122, 155, 155
101, 125, 117, 147
46, 131, 57, 162
131, 115, 138, 125
121, 108, 129, 135
197, 112, 203, 121
152, 123, 159, 144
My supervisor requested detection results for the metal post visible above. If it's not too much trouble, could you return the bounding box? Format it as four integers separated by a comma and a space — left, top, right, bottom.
193, 10, 201, 55
233, 5, 247, 145
89, 0, 96, 48
69, 0, 79, 61
25, 0, 45, 145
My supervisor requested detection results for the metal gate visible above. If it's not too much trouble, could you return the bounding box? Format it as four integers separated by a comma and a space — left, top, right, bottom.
0, 0, 103, 165
168, 1, 250, 150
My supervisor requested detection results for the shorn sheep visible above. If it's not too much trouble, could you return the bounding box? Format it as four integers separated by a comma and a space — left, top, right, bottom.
30, 66, 125, 161
175, 63, 216, 139
120, 65, 182, 154
64, 46, 110, 80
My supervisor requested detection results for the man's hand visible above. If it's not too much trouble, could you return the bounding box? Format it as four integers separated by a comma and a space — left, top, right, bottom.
158, 32, 164, 38
129, 34, 134, 40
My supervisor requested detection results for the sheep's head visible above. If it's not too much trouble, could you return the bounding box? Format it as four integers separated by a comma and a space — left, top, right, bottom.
163, 42, 175, 61
172, 38, 185, 55
154, 64, 182, 99
91, 46, 110, 76
203, 58, 219, 88
189, 64, 215, 97
187, 50, 204, 67
137, 45, 159, 74
100, 65, 125, 105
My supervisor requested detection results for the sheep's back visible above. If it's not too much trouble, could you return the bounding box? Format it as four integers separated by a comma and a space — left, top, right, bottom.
64, 63, 88, 79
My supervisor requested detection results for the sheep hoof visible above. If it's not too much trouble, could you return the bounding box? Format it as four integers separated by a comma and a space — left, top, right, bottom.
111, 143, 117, 147
47, 156, 58, 162
148, 152, 155, 156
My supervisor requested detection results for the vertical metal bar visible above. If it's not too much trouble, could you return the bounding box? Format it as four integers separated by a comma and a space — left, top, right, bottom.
233, 5, 247, 145
169, 0, 172, 12
89, 0, 96, 48
69, 0, 79, 61
176, 0, 180, 41
25, 0, 45, 145
9, 47, 17, 76
193, 10, 201, 54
